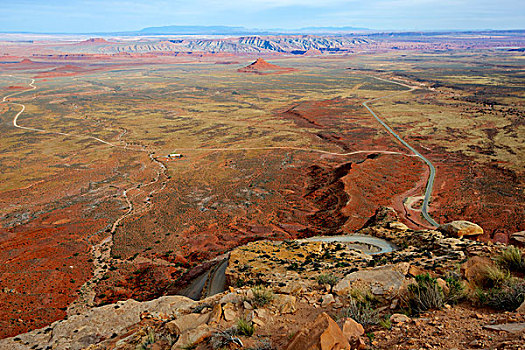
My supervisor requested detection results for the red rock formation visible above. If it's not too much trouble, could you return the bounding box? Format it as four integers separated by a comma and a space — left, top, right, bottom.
237, 58, 297, 74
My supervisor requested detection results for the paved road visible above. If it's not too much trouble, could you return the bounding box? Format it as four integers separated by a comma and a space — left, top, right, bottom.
362, 77, 439, 227
179, 258, 228, 300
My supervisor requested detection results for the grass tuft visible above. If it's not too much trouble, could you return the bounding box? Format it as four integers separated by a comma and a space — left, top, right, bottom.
478, 264, 510, 289
339, 298, 379, 326
251, 285, 274, 308
497, 246, 524, 273
236, 318, 255, 337
444, 273, 466, 305
403, 274, 444, 315
477, 278, 525, 311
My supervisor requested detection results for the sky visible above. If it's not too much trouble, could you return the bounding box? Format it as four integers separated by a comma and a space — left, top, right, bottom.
1, 0, 524, 33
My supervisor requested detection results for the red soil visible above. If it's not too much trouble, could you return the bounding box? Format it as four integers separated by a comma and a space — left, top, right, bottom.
0, 203, 113, 338
0, 155, 128, 338
341, 154, 426, 231
430, 158, 525, 242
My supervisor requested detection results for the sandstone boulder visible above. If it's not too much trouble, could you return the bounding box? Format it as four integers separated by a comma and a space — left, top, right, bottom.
274, 294, 297, 314
340, 317, 366, 350
321, 294, 336, 307
0, 296, 197, 350
510, 231, 525, 245
340, 317, 364, 338
461, 256, 493, 286
172, 324, 212, 349
439, 221, 483, 238
208, 303, 222, 324
220, 292, 243, 305
390, 313, 410, 324
408, 265, 432, 278
286, 312, 351, 350
170, 312, 209, 333
222, 302, 237, 322
333, 266, 405, 297
388, 221, 409, 231
250, 308, 272, 326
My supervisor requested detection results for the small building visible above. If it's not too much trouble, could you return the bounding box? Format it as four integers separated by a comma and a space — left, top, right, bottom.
168, 153, 183, 159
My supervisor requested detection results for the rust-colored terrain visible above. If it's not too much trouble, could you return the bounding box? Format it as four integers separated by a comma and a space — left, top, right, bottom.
0, 32, 523, 338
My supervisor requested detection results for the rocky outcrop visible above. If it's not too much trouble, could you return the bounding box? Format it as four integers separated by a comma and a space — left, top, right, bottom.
510, 231, 525, 245
2, 207, 515, 350
439, 221, 484, 238
0, 296, 196, 350
333, 265, 406, 297
286, 312, 351, 350
340, 317, 365, 349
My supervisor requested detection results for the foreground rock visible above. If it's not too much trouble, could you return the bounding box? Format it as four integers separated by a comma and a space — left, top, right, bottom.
510, 231, 525, 245
286, 312, 351, 350
0, 296, 196, 350
333, 265, 406, 297
483, 323, 525, 333
439, 220, 483, 238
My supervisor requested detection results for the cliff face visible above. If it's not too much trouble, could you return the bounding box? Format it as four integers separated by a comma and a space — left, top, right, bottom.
2, 208, 524, 350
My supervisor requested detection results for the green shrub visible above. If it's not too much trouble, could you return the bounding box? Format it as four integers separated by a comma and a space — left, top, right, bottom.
316, 273, 339, 291
403, 274, 444, 315
339, 298, 379, 326
477, 278, 525, 311
236, 318, 255, 337
251, 286, 274, 308
497, 246, 524, 273
445, 274, 466, 305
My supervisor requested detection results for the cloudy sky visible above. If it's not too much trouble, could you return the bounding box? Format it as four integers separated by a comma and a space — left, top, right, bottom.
1, 0, 523, 33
